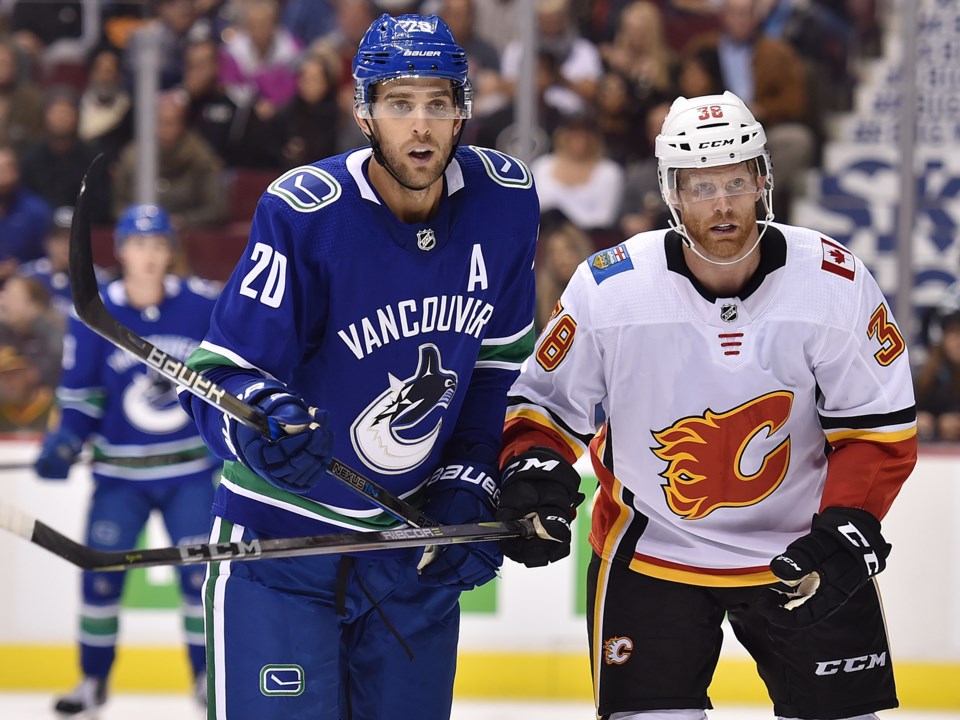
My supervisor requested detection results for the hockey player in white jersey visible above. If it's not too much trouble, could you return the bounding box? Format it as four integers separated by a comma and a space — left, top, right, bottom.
495, 91, 918, 719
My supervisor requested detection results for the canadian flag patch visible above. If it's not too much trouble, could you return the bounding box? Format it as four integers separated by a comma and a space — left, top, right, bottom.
820, 237, 855, 280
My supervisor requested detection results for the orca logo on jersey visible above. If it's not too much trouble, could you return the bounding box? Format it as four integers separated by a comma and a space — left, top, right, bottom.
651, 391, 794, 520
122, 369, 191, 434
350, 344, 458, 474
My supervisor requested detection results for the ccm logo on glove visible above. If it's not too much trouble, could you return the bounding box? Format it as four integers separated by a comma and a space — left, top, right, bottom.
836, 521, 882, 576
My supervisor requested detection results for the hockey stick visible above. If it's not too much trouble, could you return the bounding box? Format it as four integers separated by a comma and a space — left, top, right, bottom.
0, 500, 541, 571
69, 156, 442, 531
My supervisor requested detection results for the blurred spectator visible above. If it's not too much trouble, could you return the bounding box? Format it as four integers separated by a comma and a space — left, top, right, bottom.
915, 287, 960, 442
676, 44, 724, 98
0, 37, 45, 151
19, 86, 108, 222
534, 211, 594, 331
594, 70, 651, 165
8, 0, 101, 76
327, 0, 377, 152
111, 91, 226, 230
617, 100, 672, 239
531, 113, 624, 234
599, 1, 675, 103
220, 0, 303, 116
470, 49, 564, 160
276, 49, 339, 170
280, 0, 338, 47
0, 144, 51, 281
122, 0, 199, 91
684, 0, 816, 221
500, 0, 604, 114
470, 0, 521, 54
181, 37, 244, 166
572, 0, 634, 44
438, 0, 508, 117
78, 47, 132, 166
0, 274, 63, 431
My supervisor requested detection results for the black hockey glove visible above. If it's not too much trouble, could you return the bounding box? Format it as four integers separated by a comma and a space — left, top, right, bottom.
495, 447, 584, 568
757, 506, 891, 629
417, 462, 502, 591
231, 380, 334, 495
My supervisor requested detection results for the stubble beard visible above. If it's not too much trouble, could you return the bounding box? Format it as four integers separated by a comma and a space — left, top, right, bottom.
380, 143, 448, 192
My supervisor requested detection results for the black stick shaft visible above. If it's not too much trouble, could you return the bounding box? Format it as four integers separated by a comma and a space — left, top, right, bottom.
0, 501, 537, 571
68, 157, 436, 530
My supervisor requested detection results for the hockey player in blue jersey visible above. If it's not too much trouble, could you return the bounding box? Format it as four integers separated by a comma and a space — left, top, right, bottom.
35, 204, 220, 715
179, 13, 538, 720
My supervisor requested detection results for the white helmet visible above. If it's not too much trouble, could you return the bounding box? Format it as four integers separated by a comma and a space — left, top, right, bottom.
655, 91, 774, 264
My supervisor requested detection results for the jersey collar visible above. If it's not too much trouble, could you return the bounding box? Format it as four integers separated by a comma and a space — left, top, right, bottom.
345, 147, 465, 206
664, 225, 787, 303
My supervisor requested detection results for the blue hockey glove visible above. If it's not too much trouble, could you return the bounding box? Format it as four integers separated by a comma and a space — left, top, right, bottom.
35, 431, 84, 480
417, 463, 503, 591
495, 447, 584, 568
756, 506, 891, 628
231, 380, 335, 495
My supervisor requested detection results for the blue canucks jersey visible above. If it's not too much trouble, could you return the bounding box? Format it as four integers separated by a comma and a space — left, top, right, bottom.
184, 146, 539, 538
57, 276, 220, 482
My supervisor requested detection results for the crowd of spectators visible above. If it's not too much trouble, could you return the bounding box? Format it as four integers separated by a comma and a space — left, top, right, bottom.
0, 0, 883, 434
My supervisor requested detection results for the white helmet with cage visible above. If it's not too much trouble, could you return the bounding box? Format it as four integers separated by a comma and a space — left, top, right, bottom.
655, 91, 775, 263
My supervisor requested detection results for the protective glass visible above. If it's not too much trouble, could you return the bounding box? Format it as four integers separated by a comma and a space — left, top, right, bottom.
674, 169, 763, 204
668, 159, 766, 204
360, 83, 469, 120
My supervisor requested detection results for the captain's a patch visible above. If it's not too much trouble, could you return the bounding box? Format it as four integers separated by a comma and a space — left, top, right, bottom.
589, 244, 633, 284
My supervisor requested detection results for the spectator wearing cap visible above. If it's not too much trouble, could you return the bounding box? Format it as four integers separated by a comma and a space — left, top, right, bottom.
111, 91, 226, 230
0, 274, 64, 431
530, 113, 624, 235
0, 144, 51, 282
19, 86, 108, 222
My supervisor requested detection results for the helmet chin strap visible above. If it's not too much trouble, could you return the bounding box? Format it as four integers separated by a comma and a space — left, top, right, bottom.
361, 119, 465, 193
669, 195, 775, 267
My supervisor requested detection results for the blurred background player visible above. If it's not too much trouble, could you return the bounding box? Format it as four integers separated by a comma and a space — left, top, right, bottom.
179, 13, 538, 720
34, 204, 220, 716
495, 92, 917, 720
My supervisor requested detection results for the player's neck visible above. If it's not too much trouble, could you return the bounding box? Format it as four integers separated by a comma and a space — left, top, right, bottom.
123, 276, 165, 308
368, 160, 443, 224
683, 242, 761, 297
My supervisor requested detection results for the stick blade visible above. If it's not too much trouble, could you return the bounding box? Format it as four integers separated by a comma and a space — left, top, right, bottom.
69, 154, 106, 325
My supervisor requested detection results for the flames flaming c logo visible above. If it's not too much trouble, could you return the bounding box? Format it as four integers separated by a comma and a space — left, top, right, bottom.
651, 392, 793, 520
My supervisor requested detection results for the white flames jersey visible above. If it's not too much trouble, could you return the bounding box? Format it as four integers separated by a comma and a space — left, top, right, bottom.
503, 223, 917, 586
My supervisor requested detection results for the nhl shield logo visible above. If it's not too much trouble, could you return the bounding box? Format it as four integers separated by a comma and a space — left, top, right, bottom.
720, 303, 738, 322
416, 228, 437, 251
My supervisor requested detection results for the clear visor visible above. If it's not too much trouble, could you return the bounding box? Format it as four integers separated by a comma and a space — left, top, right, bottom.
358, 83, 469, 120
666, 161, 767, 205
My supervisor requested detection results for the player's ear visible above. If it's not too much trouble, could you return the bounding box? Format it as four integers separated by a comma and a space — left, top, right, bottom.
353, 109, 372, 136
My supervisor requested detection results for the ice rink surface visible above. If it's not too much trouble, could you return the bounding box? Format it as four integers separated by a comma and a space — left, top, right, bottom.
0, 695, 957, 720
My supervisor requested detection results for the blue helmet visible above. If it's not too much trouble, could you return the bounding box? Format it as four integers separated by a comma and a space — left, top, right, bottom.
114, 204, 175, 249
352, 14, 472, 119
